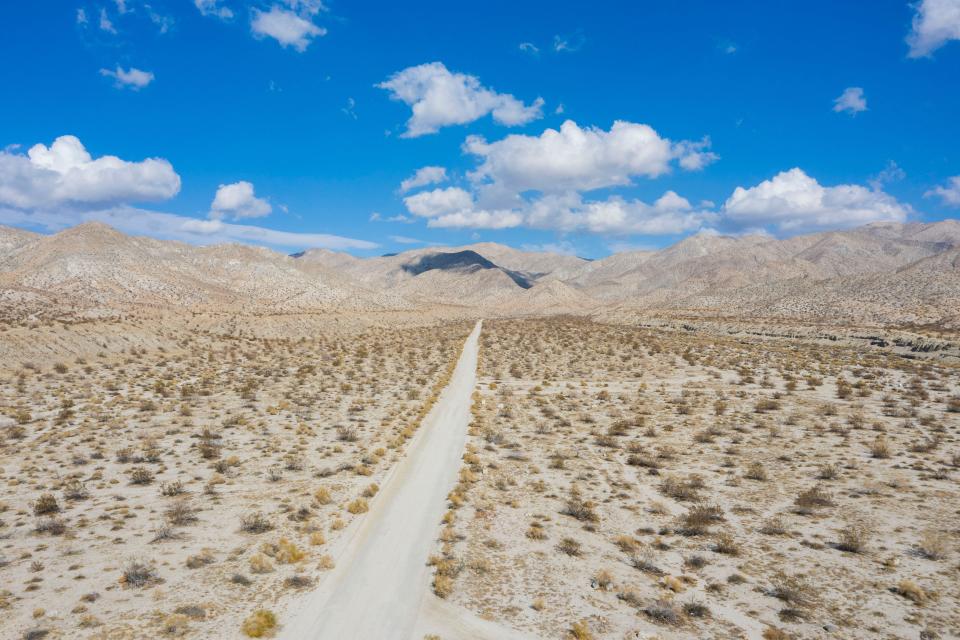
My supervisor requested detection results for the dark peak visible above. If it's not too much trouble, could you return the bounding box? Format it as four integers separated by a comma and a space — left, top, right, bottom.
402, 250, 533, 289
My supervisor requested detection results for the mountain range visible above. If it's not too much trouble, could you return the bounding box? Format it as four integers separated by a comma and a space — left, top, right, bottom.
1, 219, 959, 328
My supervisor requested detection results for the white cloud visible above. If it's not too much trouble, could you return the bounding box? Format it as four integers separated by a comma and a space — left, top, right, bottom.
76, 8, 88, 25
0, 135, 180, 210
341, 97, 357, 119
195, 0, 234, 19
464, 120, 716, 194
907, 0, 960, 57
209, 181, 272, 220
518, 42, 539, 55
675, 137, 720, 170
149, 10, 175, 34
0, 206, 375, 251
868, 160, 905, 191
99, 7, 117, 33
553, 33, 584, 53
523, 191, 715, 235
113, 0, 129, 14
925, 175, 960, 205
402, 186, 714, 235
399, 166, 448, 193
251, 5, 326, 52
403, 186, 473, 218
833, 87, 867, 115
377, 62, 544, 137
723, 168, 909, 232
389, 235, 425, 244
100, 66, 155, 90
429, 209, 524, 230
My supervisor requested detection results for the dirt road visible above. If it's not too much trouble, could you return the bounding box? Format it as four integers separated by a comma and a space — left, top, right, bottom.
280, 321, 487, 640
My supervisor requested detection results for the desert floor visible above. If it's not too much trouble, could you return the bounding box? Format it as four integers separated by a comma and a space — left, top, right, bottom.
430, 318, 959, 640
0, 320, 471, 639
1, 317, 958, 640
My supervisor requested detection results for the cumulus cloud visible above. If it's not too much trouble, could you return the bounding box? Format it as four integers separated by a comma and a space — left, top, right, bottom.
925, 175, 960, 205
402, 186, 714, 235
0, 206, 375, 251
377, 62, 544, 137
403, 186, 474, 218
464, 120, 717, 194
209, 181, 272, 220
523, 192, 715, 235
251, 4, 326, 52
100, 66, 155, 90
0, 135, 180, 210
399, 166, 447, 193
195, 0, 234, 19
907, 0, 960, 57
393, 120, 720, 235
833, 87, 867, 115
723, 168, 909, 232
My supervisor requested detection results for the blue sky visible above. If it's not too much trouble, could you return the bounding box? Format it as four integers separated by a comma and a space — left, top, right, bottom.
1, 0, 958, 257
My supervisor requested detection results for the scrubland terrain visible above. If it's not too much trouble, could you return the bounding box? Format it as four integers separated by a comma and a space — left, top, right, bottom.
2, 219, 960, 640
431, 318, 960, 640
0, 321, 470, 639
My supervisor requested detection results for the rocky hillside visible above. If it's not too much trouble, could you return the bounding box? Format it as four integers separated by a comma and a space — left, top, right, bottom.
2, 219, 959, 328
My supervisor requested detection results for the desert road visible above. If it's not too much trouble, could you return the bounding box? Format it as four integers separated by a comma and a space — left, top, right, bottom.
281, 320, 524, 639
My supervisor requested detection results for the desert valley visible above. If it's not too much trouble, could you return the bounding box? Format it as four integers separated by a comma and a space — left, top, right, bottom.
0, 219, 958, 640
2, 2, 960, 638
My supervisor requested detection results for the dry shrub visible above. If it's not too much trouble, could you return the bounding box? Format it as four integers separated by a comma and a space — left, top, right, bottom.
557, 537, 582, 556
240, 512, 273, 534
130, 467, 154, 485
249, 553, 273, 574
62, 480, 89, 501
760, 516, 788, 536
869, 436, 892, 459
563, 495, 599, 523
768, 572, 814, 610
122, 559, 159, 588
165, 500, 198, 526
836, 522, 872, 553
33, 494, 59, 516
241, 610, 277, 638
615, 535, 639, 553
629, 551, 664, 576
594, 569, 613, 590
272, 538, 305, 564
526, 522, 547, 540
916, 530, 950, 560
569, 619, 594, 639
660, 475, 701, 501
643, 599, 680, 625
313, 487, 332, 505
896, 579, 926, 604
744, 462, 768, 481
346, 498, 369, 514
677, 504, 724, 536
793, 485, 834, 514
713, 532, 740, 555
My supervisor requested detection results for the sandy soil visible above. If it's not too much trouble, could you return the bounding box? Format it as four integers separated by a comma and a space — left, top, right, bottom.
0, 320, 472, 639
428, 318, 960, 640
279, 321, 482, 639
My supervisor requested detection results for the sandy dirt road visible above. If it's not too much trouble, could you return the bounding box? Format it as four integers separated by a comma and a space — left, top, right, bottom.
280, 321, 512, 640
